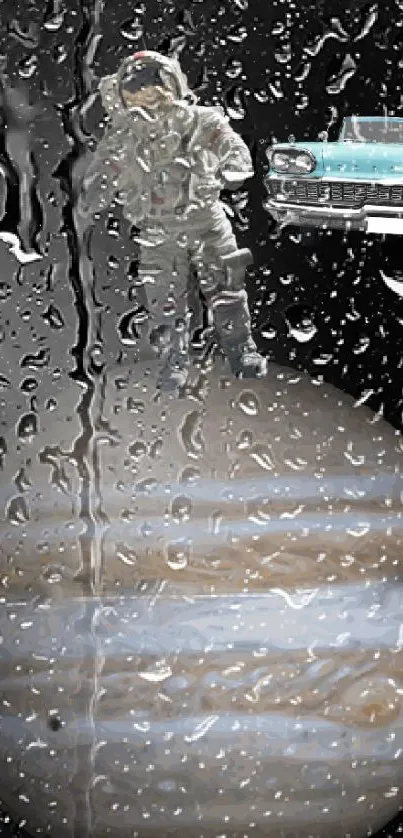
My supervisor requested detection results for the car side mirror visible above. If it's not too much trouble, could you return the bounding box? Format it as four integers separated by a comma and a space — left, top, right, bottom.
318, 130, 328, 142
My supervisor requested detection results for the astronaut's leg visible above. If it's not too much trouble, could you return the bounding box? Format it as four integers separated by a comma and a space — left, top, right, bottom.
192, 214, 267, 379
210, 290, 268, 378
138, 241, 191, 391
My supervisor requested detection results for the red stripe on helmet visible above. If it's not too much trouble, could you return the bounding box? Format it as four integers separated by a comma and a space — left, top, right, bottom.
132, 51, 146, 60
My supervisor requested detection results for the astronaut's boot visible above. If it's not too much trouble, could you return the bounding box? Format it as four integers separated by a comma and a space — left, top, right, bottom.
226, 336, 268, 378
212, 291, 267, 379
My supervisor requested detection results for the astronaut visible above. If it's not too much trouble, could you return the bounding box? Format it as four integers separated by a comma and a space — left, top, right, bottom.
76, 50, 267, 391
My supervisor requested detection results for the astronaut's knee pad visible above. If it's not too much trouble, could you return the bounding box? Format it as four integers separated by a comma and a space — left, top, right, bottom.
220, 248, 253, 292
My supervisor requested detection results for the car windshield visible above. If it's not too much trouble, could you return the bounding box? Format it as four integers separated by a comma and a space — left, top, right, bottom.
341, 117, 403, 143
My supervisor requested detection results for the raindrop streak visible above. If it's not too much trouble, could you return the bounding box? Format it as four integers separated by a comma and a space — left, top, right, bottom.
0, 232, 42, 264
354, 4, 379, 42
326, 54, 357, 95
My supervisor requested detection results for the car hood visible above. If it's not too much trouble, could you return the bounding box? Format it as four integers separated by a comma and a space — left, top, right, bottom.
271, 141, 403, 180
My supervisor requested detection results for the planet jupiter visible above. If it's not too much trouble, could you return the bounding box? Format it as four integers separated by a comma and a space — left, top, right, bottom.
0, 355, 402, 838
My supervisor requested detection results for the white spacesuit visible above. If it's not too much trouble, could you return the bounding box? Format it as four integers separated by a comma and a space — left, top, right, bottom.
77, 50, 267, 391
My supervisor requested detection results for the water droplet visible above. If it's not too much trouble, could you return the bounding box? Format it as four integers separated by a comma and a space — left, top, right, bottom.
0, 436, 7, 468
42, 304, 64, 330
136, 478, 158, 494
43, 11, 65, 31
127, 398, 145, 414
139, 661, 172, 682
254, 88, 270, 104
0, 374, 11, 390
237, 390, 259, 416
14, 467, 31, 492
116, 543, 138, 566
249, 443, 275, 471
326, 54, 357, 95
42, 565, 64, 584
179, 466, 200, 484
261, 324, 277, 340
118, 309, 143, 346
224, 85, 246, 121
166, 540, 190, 570
88, 344, 105, 374
353, 335, 370, 355
274, 44, 292, 65
272, 21, 285, 35
225, 58, 243, 79
108, 255, 120, 270
20, 377, 38, 393
17, 412, 38, 442
149, 438, 163, 459
6, 495, 30, 525
129, 440, 147, 460
179, 410, 205, 459
170, 495, 192, 522
53, 43, 68, 64
45, 397, 57, 411
227, 24, 248, 43
0, 282, 12, 301
236, 430, 253, 450
18, 54, 38, 79
285, 305, 318, 343
20, 348, 50, 370
120, 16, 144, 41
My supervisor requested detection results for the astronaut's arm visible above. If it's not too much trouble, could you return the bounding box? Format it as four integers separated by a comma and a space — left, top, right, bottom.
207, 115, 254, 189
75, 130, 122, 219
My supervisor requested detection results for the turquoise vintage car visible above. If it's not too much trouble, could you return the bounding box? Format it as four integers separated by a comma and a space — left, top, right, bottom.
264, 116, 403, 236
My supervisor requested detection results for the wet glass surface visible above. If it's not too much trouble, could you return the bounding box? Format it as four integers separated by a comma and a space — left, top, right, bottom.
0, 0, 402, 836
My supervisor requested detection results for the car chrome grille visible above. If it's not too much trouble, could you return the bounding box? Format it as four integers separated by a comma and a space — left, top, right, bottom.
266, 178, 403, 208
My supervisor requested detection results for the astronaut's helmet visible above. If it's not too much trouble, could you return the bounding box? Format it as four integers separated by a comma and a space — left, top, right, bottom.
117, 51, 194, 112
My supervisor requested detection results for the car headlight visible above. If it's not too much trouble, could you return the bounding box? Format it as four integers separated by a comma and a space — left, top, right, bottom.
270, 149, 316, 175
270, 151, 290, 171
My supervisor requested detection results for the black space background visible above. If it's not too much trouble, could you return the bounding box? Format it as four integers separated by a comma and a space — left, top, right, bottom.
0, 0, 403, 835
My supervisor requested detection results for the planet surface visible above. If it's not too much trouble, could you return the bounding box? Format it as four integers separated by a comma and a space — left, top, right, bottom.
0, 356, 402, 837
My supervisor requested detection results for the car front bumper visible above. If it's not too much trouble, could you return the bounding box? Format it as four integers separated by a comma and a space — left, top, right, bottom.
264, 197, 403, 234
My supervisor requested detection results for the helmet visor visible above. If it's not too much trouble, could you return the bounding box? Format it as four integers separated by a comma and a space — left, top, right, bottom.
120, 63, 163, 96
